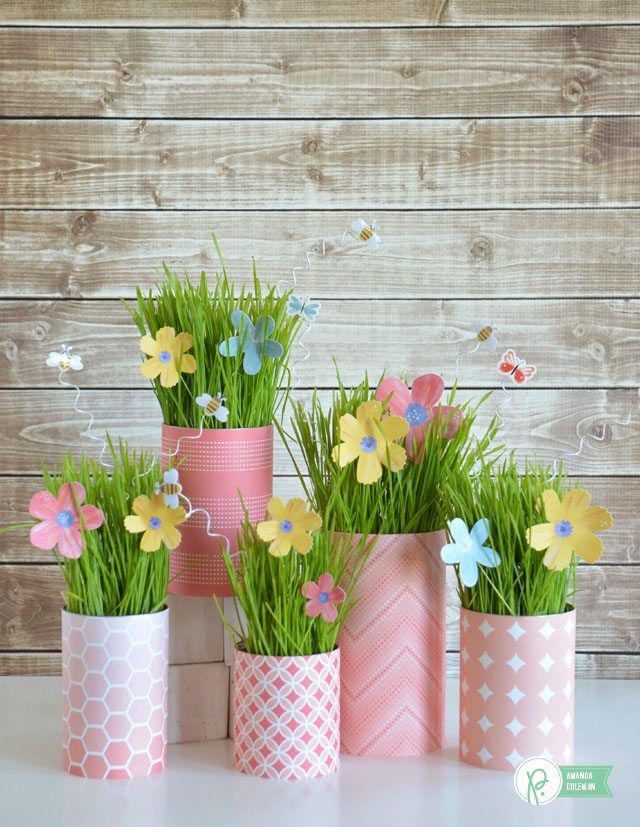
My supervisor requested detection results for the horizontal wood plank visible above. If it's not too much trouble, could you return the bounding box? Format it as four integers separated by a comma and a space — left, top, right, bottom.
3, 209, 640, 300
1, 564, 636, 652
3, 651, 637, 678
4, 27, 640, 117
2, 475, 634, 564
2, 1, 638, 26
0, 388, 637, 475
2, 299, 638, 389
4, 118, 640, 209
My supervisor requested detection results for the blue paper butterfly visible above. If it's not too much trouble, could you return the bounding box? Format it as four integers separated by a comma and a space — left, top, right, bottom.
287, 294, 321, 324
218, 310, 284, 376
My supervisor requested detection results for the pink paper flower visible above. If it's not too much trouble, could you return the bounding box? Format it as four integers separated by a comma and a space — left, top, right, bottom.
376, 373, 461, 461
302, 574, 346, 623
29, 482, 103, 559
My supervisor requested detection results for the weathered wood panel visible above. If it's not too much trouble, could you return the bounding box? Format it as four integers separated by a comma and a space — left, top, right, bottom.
2, 564, 636, 652
4, 651, 637, 679
0, 388, 636, 475
168, 662, 228, 743
4, 27, 640, 117
2, 1, 638, 26
2, 299, 638, 389
3, 209, 639, 300
2, 475, 635, 564
3, 118, 640, 209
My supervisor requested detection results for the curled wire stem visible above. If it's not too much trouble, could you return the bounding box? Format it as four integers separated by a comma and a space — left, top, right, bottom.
277, 228, 357, 394
162, 419, 205, 459
178, 492, 230, 556
453, 340, 481, 376
58, 371, 112, 469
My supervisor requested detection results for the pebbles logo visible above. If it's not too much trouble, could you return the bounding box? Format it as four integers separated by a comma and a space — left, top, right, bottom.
514, 757, 563, 806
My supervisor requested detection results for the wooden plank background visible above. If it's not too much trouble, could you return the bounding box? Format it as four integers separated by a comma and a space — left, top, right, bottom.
0, 3, 638, 681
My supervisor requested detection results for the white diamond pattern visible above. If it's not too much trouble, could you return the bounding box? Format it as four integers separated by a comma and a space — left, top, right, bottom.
507, 622, 526, 641
506, 717, 524, 736
506, 685, 525, 705
507, 653, 525, 673
539, 653, 554, 672
538, 717, 554, 736
479, 619, 493, 638
506, 748, 524, 768
478, 683, 493, 701
478, 651, 493, 670
539, 621, 555, 640
538, 685, 554, 704
477, 746, 492, 765
478, 714, 492, 733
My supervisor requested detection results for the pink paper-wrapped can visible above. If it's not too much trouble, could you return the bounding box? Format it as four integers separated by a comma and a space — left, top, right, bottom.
162, 424, 273, 597
233, 648, 340, 780
62, 607, 168, 779
338, 530, 446, 757
459, 607, 576, 771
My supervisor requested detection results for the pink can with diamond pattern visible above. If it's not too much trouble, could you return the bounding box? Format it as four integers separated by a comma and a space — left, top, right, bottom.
62, 607, 168, 779
459, 607, 575, 771
233, 648, 340, 780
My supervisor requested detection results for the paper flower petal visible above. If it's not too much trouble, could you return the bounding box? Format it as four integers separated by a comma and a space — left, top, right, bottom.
301, 580, 320, 600
140, 357, 162, 380
448, 517, 470, 546
219, 335, 239, 358
139, 335, 159, 356
470, 518, 490, 547
378, 414, 409, 444
242, 341, 262, 375
317, 573, 335, 593
357, 451, 382, 484
440, 543, 465, 565
290, 529, 313, 555
581, 505, 613, 532
332, 440, 361, 467
257, 519, 280, 542
58, 482, 86, 510
540, 488, 562, 521
473, 545, 500, 568
527, 522, 556, 551
262, 338, 284, 360
459, 555, 479, 587
412, 373, 445, 407
376, 378, 411, 416
30, 520, 61, 550
57, 527, 84, 559
80, 505, 104, 531
573, 527, 603, 564
124, 515, 147, 534
28, 490, 60, 521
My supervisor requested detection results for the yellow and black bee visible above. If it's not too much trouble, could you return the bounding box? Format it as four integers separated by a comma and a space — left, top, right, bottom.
196, 393, 229, 423
472, 322, 498, 352
158, 469, 182, 509
351, 219, 381, 250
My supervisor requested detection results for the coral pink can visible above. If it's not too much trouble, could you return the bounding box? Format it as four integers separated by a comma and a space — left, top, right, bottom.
162, 424, 273, 597
459, 607, 576, 771
62, 607, 168, 779
338, 530, 446, 757
233, 648, 340, 780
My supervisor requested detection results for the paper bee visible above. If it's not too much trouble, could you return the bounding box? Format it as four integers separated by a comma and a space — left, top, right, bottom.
195, 393, 229, 423
498, 349, 537, 386
158, 469, 182, 509
472, 322, 499, 352
351, 219, 381, 250
46, 344, 83, 372
287, 294, 321, 324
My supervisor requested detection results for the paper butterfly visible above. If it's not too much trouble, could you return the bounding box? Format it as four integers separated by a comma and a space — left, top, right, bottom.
351, 219, 381, 250
287, 294, 321, 323
219, 310, 284, 375
195, 393, 229, 423
498, 349, 537, 385
46, 344, 83, 372
158, 468, 182, 509
472, 322, 498, 352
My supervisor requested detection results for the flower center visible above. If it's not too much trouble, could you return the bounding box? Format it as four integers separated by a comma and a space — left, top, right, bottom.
360, 435, 378, 453
55, 509, 75, 529
149, 516, 162, 530
318, 592, 329, 604
279, 520, 293, 534
555, 520, 573, 538
404, 402, 429, 427
158, 350, 172, 364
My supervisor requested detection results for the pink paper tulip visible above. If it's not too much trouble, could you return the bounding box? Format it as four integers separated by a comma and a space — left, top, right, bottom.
29, 482, 103, 559
376, 374, 461, 460
302, 574, 346, 623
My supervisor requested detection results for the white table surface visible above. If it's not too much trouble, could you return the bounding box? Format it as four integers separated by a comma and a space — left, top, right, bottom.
0, 677, 634, 827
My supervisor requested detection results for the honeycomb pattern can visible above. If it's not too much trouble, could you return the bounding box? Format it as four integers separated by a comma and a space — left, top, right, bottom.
459, 607, 576, 771
162, 424, 273, 597
62, 607, 169, 779
233, 648, 340, 780
338, 531, 447, 757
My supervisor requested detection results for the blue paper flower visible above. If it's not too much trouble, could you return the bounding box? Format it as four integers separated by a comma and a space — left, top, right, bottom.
440, 517, 500, 587
218, 310, 284, 375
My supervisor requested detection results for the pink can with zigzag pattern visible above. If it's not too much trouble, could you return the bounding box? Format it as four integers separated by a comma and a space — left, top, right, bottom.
338, 531, 447, 757
62, 607, 168, 779
459, 607, 576, 771
233, 648, 341, 780
162, 424, 273, 597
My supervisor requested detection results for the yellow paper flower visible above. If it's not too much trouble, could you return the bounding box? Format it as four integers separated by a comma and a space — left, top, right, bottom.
139, 326, 196, 388
124, 492, 187, 552
331, 400, 409, 485
257, 498, 322, 557
527, 488, 612, 571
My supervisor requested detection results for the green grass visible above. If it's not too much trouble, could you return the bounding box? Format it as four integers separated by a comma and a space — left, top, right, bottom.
441, 452, 576, 616
123, 239, 302, 429
42, 439, 168, 616
216, 518, 372, 657
284, 372, 501, 535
